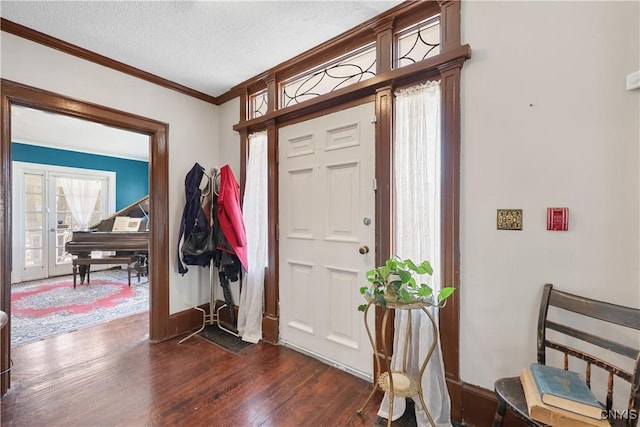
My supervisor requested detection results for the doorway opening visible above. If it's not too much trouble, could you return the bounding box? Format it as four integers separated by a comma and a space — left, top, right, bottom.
1, 79, 171, 395
9, 106, 151, 346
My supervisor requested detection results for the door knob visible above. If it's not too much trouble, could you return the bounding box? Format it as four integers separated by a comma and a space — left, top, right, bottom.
359, 245, 369, 254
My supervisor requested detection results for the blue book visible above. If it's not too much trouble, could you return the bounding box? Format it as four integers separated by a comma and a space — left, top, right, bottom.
530, 363, 603, 419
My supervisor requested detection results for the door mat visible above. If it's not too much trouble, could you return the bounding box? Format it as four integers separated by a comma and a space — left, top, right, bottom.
198, 324, 253, 354
375, 398, 417, 426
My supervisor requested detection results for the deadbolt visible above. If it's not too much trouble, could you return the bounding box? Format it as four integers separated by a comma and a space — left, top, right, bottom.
363, 217, 371, 226
359, 245, 370, 255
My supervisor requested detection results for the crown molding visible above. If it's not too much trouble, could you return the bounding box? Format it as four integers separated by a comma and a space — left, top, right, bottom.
0, 18, 218, 105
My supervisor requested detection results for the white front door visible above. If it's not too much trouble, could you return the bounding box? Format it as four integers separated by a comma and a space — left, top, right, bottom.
278, 102, 376, 378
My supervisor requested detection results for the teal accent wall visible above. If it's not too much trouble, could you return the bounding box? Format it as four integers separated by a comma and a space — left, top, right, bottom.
12, 142, 148, 210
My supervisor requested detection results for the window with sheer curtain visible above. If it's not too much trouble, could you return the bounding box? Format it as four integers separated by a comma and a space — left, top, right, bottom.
377, 80, 452, 426
59, 177, 102, 231
238, 131, 268, 343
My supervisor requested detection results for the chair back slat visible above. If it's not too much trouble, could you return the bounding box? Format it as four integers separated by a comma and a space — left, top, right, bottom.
549, 288, 640, 330
536, 284, 640, 426
546, 320, 640, 359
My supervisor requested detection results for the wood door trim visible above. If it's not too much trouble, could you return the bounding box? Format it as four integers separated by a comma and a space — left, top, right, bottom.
0, 79, 171, 395
233, 44, 470, 133
263, 121, 279, 343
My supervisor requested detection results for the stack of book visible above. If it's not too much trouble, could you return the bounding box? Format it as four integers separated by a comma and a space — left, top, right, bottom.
520, 363, 610, 426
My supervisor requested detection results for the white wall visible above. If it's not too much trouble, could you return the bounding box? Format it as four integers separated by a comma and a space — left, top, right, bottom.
460, 1, 640, 389
212, 97, 242, 305
218, 97, 241, 176
1, 32, 220, 314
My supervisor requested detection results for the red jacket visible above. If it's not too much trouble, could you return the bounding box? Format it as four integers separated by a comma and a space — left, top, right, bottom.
217, 165, 248, 271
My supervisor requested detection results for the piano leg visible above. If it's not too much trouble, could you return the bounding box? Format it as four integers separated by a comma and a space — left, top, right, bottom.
73, 264, 78, 289
132, 254, 148, 283
79, 264, 89, 285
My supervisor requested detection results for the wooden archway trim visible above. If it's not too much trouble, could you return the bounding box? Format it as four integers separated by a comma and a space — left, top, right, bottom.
0, 79, 170, 395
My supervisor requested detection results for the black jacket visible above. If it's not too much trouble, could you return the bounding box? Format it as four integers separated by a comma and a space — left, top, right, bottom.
177, 162, 213, 275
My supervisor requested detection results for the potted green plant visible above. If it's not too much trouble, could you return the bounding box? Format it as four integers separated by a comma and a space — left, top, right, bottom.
357, 256, 455, 311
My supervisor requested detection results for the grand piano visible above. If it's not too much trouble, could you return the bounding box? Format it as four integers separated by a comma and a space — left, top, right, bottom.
65, 195, 149, 288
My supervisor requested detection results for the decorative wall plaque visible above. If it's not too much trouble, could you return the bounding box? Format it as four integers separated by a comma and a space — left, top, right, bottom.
497, 209, 523, 230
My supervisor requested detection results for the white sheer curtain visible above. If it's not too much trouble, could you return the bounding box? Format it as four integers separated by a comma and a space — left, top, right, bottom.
377, 81, 451, 426
59, 177, 101, 230
238, 131, 268, 343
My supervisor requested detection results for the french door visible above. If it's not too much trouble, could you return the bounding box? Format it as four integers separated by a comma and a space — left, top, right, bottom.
12, 162, 114, 283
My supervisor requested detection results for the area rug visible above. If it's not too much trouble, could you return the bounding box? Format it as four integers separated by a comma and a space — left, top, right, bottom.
199, 324, 253, 354
11, 269, 149, 347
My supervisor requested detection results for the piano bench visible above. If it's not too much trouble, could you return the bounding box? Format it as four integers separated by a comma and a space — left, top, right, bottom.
72, 256, 136, 288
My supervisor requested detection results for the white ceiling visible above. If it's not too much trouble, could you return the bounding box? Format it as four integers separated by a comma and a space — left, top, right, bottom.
2, 1, 402, 161
12, 106, 151, 161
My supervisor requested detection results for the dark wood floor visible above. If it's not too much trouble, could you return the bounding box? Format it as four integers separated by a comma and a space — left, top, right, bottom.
1, 312, 398, 427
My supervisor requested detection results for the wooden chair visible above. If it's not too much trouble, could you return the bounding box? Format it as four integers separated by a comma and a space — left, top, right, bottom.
492, 283, 640, 427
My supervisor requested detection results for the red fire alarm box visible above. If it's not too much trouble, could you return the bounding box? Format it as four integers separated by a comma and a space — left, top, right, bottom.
547, 207, 569, 231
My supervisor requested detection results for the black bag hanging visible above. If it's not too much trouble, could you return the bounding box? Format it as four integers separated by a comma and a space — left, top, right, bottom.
181, 219, 214, 257
177, 163, 214, 275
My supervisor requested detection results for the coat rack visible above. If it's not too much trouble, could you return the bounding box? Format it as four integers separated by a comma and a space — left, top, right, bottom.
179, 167, 239, 344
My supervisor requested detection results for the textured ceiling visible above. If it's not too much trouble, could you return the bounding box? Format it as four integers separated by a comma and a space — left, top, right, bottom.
1, 0, 403, 97
2, 1, 403, 161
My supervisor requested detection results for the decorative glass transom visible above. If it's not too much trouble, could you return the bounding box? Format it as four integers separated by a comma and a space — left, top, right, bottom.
281, 43, 376, 108
395, 15, 441, 69
249, 89, 268, 119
